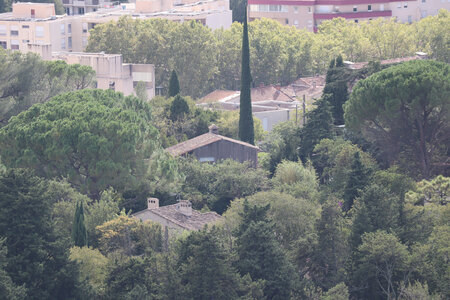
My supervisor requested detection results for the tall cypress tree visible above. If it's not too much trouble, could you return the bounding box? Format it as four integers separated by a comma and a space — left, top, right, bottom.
168, 70, 180, 97
238, 7, 254, 145
72, 202, 87, 247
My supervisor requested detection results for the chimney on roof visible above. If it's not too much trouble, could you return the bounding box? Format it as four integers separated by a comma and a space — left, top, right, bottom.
176, 200, 192, 217
147, 197, 159, 209
209, 124, 219, 134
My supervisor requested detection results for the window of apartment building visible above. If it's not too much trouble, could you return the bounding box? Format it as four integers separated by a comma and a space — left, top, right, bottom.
294, 20, 299, 27
258, 5, 268, 12
68, 36, 72, 48
422, 0, 426, 2
335, 6, 340, 12
269, 5, 288, 12
368, 5, 372, 11
404, 2, 408, 8
61, 38, 66, 49
421, 10, 427, 17
60, 24, 65, 35
294, 6, 298, 13
380, 4, 384, 11
31, 9, 35, 18
68, 24, 71, 34
35, 26, 44, 38
0, 41, 6, 49
249, 5, 257, 12
11, 40, 19, 50
353, 6, 357, 12
408, 15, 412, 23
10, 26, 18, 36
355, 19, 359, 23
397, 3, 402, 8
0, 25, 6, 36
22, 25, 29, 28
78, 8, 85, 15
285, 18, 289, 25
308, 7, 312, 13
82, 36, 87, 47
109, 81, 115, 91
66, 7, 70, 15
82, 23, 88, 33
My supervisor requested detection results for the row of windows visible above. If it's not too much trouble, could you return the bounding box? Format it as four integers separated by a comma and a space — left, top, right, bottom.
0, 23, 73, 38
249, 5, 289, 12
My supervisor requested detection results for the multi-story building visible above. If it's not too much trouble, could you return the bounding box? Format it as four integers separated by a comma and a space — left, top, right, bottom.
0, 1, 231, 52
248, 0, 450, 31
62, 0, 113, 16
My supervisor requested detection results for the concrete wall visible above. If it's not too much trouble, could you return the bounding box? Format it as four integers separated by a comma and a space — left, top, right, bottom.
254, 109, 290, 132
12, 2, 55, 19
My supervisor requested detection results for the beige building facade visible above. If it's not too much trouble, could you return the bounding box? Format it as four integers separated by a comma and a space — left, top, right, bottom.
0, 1, 231, 52
248, 0, 450, 31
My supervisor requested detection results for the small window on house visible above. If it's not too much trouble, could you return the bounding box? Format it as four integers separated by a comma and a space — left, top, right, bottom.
31, 9, 35, 18
82, 36, 87, 47
408, 15, 412, 23
10, 40, 19, 50
404, 2, 408, 8
380, 4, 384, 11
355, 19, 359, 23
0, 41, 6, 49
308, 7, 312, 13
285, 18, 289, 25
61, 38, 65, 49
68, 24, 71, 34
368, 5, 372, 11
353, 6, 357, 12
294, 6, 298, 13
82, 23, 87, 33
78, 7, 84, 14
60, 24, 65, 35
68, 37, 72, 48
22, 25, 29, 28
10, 26, 18, 36
109, 81, 115, 90
397, 3, 402, 8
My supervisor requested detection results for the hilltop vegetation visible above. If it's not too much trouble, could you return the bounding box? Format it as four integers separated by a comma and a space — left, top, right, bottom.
0, 13, 449, 300
87, 11, 450, 97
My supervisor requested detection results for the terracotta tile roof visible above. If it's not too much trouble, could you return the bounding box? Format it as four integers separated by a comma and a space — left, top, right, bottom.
165, 132, 260, 156
133, 203, 222, 230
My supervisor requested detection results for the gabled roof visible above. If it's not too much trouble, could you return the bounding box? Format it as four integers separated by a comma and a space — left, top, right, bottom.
166, 132, 260, 156
132, 203, 222, 230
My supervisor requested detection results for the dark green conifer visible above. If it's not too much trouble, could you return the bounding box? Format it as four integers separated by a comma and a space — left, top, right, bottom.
168, 70, 180, 97
299, 95, 334, 162
235, 201, 294, 299
72, 201, 87, 247
343, 152, 369, 212
238, 7, 254, 145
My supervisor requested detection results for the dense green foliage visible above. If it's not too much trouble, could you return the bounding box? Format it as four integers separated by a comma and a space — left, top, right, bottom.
0, 89, 168, 199
345, 60, 450, 178
0, 50, 95, 126
238, 8, 254, 145
0, 9, 449, 300
0, 169, 78, 299
87, 11, 450, 98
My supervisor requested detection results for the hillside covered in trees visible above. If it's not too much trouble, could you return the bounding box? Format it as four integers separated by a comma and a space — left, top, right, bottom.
0, 12, 449, 300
